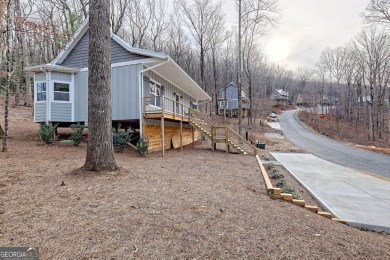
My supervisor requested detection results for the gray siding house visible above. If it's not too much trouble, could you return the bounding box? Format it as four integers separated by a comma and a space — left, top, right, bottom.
27, 19, 210, 152
218, 82, 249, 117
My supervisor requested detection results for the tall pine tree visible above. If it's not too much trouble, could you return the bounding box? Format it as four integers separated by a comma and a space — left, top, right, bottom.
82, 0, 118, 171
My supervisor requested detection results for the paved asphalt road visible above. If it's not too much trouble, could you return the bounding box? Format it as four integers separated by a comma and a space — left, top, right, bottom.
278, 110, 390, 178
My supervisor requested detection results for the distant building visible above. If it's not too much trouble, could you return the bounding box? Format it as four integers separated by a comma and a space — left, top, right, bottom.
271, 89, 291, 104
322, 96, 338, 106
218, 82, 249, 117
357, 95, 372, 103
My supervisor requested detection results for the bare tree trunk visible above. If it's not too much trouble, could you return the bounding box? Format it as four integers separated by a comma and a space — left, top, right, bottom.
368, 91, 374, 142
248, 72, 253, 125
82, 0, 118, 172
238, 0, 242, 135
212, 50, 219, 114
23, 28, 32, 106
2, 0, 12, 152
14, 0, 21, 106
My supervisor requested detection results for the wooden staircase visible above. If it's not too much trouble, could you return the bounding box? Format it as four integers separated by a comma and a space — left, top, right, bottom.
189, 109, 257, 155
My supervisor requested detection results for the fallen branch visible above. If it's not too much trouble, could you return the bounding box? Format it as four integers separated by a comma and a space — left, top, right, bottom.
133, 243, 139, 253
127, 142, 137, 150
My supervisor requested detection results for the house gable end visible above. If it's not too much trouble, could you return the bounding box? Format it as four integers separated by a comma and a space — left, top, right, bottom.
59, 31, 149, 69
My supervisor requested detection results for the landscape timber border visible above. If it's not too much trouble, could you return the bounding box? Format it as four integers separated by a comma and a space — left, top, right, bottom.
255, 155, 347, 224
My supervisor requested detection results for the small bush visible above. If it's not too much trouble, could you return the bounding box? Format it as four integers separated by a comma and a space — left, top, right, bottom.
282, 185, 295, 194
136, 137, 149, 156
265, 164, 275, 171
69, 122, 85, 146
280, 183, 303, 200
276, 178, 287, 188
39, 122, 57, 144
113, 127, 131, 153
291, 191, 302, 200
271, 170, 284, 179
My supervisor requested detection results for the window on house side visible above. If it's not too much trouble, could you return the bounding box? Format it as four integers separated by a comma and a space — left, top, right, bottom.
149, 81, 161, 107
36, 82, 46, 101
54, 82, 70, 101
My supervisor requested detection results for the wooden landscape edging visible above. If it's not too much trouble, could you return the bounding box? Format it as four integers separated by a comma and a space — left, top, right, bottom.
255, 155, 346, 224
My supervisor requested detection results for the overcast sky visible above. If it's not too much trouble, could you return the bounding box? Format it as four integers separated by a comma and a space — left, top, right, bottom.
223, 0, 371, 70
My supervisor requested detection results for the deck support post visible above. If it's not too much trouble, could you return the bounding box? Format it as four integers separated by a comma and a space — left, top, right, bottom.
161, 96, 165, 157
211, 127, 216, 151
180, 104, 183, 151
225, 127, 229, 153
191, 125, 195, 148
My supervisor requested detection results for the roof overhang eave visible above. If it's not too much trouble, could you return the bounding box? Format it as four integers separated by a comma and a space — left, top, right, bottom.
145, 58, 210, 101
25, 64, 80, 73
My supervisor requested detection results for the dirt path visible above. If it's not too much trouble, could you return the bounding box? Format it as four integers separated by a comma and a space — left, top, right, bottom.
0, 101, 389, 259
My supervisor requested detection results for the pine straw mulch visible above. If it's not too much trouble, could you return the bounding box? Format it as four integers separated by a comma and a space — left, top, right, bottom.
0, 101, 389, 259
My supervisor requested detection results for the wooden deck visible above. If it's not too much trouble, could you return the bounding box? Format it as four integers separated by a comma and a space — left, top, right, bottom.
144, 111, 190, 122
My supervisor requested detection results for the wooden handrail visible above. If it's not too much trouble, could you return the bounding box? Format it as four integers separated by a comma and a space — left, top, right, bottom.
190, 108, 257, 155
227, 127, 257, 151
144, 96, 191, 117
190, 109, 215, 128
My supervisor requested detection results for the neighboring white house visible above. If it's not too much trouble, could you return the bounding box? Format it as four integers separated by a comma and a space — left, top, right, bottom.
271, 89, 290, 103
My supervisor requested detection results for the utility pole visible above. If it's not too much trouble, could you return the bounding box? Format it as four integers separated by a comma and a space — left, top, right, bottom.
238, 0, 242, 136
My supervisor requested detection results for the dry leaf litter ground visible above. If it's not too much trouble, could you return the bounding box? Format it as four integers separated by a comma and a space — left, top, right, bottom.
0, 98, 389, 259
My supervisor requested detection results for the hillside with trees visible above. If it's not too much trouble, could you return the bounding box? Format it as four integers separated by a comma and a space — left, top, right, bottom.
0, 0, 389, 148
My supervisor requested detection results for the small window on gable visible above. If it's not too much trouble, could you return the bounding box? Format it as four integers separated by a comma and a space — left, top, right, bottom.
54, 82, 70, 101
36, 82, 46, 101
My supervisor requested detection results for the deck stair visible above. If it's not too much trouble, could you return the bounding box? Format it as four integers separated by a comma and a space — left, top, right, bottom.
189, 109, 257, 155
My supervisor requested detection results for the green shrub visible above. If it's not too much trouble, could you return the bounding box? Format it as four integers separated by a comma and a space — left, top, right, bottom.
69, 122, 85, 146
39, 122, 57, 144
271, 171, 284, 179
280, 183, 303, 200
291, 191, 302, 200
136, 137, 149, 156
265, 164, 275, 171
282, 185, 295, 194
276, 178, 287, 188
113, 126, 131, 153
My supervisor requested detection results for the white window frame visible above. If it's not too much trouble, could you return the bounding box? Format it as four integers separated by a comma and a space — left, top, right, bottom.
53, 82, 71, 102
148, 79, 161, 108
51, 80, 73, 103
35, 81, 47, 103
149, 80, 161, 97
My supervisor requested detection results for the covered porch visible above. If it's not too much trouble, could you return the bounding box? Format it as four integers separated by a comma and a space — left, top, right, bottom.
143, 95, 192, 122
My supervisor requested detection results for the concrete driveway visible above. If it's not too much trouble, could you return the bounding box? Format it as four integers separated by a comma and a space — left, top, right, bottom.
271, 152, 390, 233
274, 110, 390, 233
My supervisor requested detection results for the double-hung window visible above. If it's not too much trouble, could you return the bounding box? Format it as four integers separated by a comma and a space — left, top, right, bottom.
36, 82, 46, 102
54, 82, 70, 101
149, 81, 161, 107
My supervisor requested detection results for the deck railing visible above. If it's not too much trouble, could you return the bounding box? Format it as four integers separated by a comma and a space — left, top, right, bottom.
144, 95, 190, 119
143, 97, 257, 154
189, 108, 257, 155
226, 127, 257, 155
